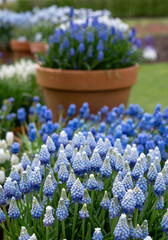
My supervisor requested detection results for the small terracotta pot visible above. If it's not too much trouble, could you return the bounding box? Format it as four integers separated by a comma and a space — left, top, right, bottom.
30, 42, 48, 55
10, 39, 33, 60
36, 65, 139, 120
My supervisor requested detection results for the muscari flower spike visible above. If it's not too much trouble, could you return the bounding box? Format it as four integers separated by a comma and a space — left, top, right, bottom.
82, 151, 91, 173
14, 181, 22, 201
141, 219, 149, 239
87, 131, 96, 151
133, 185, 145, 210
59, 131, 69, 147
96, 173, 104, 191
135, 224, 143, 239
87, 174, 98, 191
162, 167, 168, 186
31, 196, 43, 220
30, 167, 42, 192
100, 156, 112, 178
121, 189, 136, 215
92, 228, 103, 240
0, 185, 6, 205
136, 175, 147, 193
9, 166, 20, 182
61, 188, 70, 208
65, 141, 74, 160
79, 203, 89, 219
81, 189, 91, 205
113, 214, 130, 240
0, 208, 6, 223
84, 141, 92, 157
43, 174, 55, 198
147, 163, 158, 183
107, 147, 116, 169
100, 191, 110, 210
122, 172, 133, 191
20, 171, 31, 194
154, 172, 166, 196
43, 206, 55, 227
31, 154, 40, 170
19, 226, 30, 240
90, 148, 102, 172
8, 196, 20, 219
54, 149, 69, 172
128, 146, 138, 167
29, 234, 37, 240
66, 169, 76, 191
122, 161, 131, 178
56, 198, 69, 221
144, 237, 153, 240
112, 178, 126, 201
115, 153, 124, 172
114, 138, 123, 154
71, 178, 84, 202
4, 177, 16, 199
156, 196, 164, 210
72, 152, 85, 176
161, 208, 168, 235
109, 195, 121, 219
39, 144, 50, 165
58, 162, 69, 183
46, 136, 56, 154
132, 158, 144, 181
96, 138, 107, 159
128, 218, 135, 238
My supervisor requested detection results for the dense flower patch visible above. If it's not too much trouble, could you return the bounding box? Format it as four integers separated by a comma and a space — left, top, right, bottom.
0, 100, 168, 239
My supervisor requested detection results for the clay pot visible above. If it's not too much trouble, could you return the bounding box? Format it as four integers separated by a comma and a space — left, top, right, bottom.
30, 42, 48, 55
36, 65, 139, 120
10, 39, 33, 60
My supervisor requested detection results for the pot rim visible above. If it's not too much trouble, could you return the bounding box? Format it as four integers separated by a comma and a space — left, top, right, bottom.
36, 64, 139, 74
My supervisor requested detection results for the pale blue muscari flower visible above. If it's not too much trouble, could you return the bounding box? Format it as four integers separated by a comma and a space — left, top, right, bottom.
54, 149, 69, 172
87, 131, 96, 151
66, 169, 76, 191
59, 131, 69, 147
107, 147, 116, 169
96, 138, 107, 159
90, 148, 102, 172
122, 172, 133, 190
141, 220, 149, 239
112, 178, 126, 200
109, 195, 121, 219
114, 138, 123, 154
96, 173, 104, 191
128, 146, 138, 167
147, 163, 158, 183
100, 156, 112, 178
87, 174, 98, 191
46, 136, 56, 154
156, 196, 164, 210
82, 151, 91, 173
154, 172, 166, 196
58, 162, 69, 183
133, 185, 145, 210
115, 153, 124, 172
43, 206, 55, 226
100, 191, 110, 210
81, 189, 91, 205
73, 152, 85, 175
92, 228, 103, 240
122, 161, 131, 178
56, 198, 68, 221
61, 188, 70, 208
154, 157, 161, 173
19, 226, 30, 240
132, 158, 144, 181
79, 203, 89, 219
135, 224, 143, 239
121, 189, 136, 214
114, 214, 130, 240
43, 174, 55, 198
71, 178, 84, 202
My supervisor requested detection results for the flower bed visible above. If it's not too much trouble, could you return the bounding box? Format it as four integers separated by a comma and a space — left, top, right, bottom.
0, 101, 168, 239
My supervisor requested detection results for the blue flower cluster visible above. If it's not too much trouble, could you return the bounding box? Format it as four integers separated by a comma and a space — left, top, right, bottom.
1, 101, 168, 240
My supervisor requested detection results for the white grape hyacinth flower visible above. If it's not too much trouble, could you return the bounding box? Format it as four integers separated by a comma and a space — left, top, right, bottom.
0, 149, 6, 164
143, 46, 157, 61
6, 132, 14, 146
11, 154, 19, 165
0, 170, 5, 184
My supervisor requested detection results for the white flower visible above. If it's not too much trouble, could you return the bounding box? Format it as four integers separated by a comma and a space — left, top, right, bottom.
143, 46, 157, 61
11, 154, 19, 165
5, 150, 10, 161
0, 149, 6, 164
144, 237, 152, 240
0, 140, 7, 149
14, 163, 22, 172
0, 170, 5, 184
6, 132, 14, 146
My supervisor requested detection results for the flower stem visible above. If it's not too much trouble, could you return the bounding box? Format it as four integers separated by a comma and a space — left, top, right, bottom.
111, 217, 118, 238
72, 202, 78, 240
133, 208, 138, 228
82, 219, 85, 240
90, 190, 94, 216
62, 221, 66, 239
46, 226, 49, 240
26, 194, 30, 225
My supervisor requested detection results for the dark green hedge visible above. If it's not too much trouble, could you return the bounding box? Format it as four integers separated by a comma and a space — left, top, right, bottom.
4, 0, 168, 17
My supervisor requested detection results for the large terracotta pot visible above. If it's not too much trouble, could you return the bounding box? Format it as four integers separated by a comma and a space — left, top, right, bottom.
36, 65, 139, 120
10, 39, 33, 60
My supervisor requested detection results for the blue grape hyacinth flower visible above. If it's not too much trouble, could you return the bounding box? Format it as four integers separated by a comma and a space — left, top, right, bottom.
43, 206, 55, 227
92, 228, 103, 240
56, 198, 69, 221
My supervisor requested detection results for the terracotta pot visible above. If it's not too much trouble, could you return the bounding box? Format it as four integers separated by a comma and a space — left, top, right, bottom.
30, 42, 48, 55
36, 65, 139, 120
10, 39, 33, 60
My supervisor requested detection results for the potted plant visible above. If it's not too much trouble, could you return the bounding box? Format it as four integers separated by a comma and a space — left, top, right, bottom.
37, 15, 142, 120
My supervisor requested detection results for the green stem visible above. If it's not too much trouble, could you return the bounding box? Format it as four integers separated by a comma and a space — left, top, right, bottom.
111, 217, 118, 238
149, 198, 158, 231
2, 206, 11, 233
72, 202, 78, 240
26, 194, 30, 225
90, 190, 94, 216
133, 208, 138, 228
0, 223, 13, 239
62, 221, 66, 239
82, 219, 85, 240
46, 226, 49, 240
55, 218, 59, 239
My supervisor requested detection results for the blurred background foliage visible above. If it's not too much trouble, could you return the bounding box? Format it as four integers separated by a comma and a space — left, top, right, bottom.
3, 0, 168, 17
